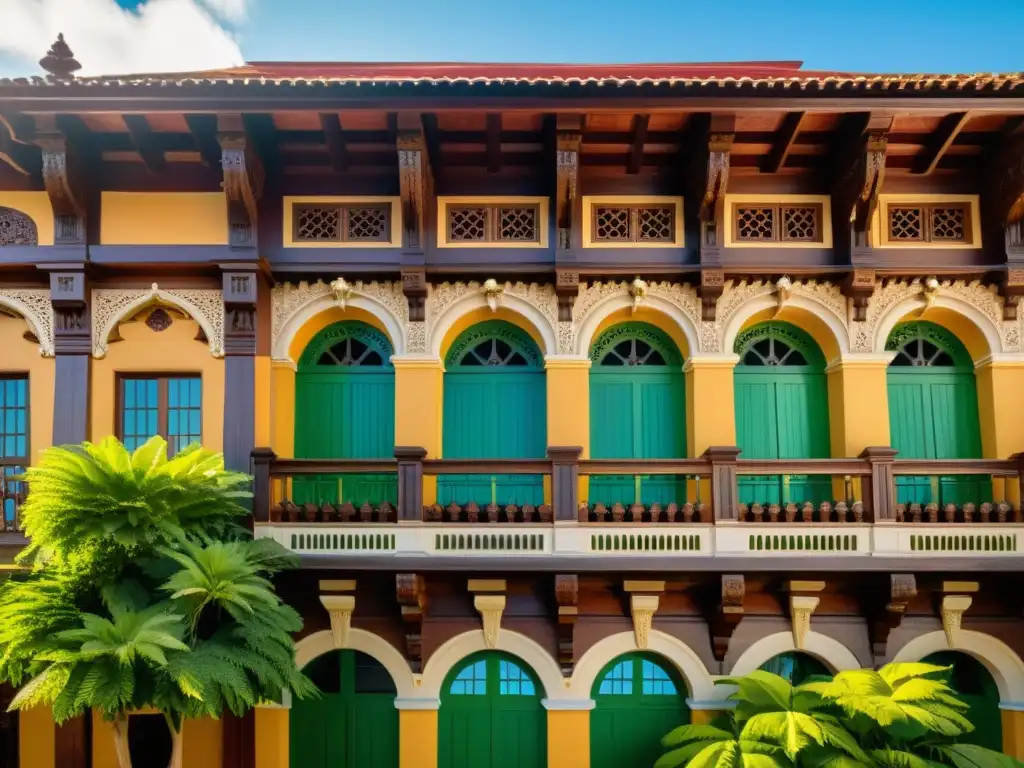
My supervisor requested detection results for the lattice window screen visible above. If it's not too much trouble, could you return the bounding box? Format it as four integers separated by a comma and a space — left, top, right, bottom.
887, 203, 969, 244
447, 204, 539, 243
734, 203, 823, 244
593, 204, 676, 243
294, 203, 391, 243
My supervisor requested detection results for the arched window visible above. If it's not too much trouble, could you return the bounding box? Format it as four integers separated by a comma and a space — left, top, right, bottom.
291, 650, 399, 768
886, 321, 987, 506
589, 323, 685, 511
439, 652, 546, 768
441, 320, 546, 508
0, 208, 37, 246
591, 653, 688, 768
294, 321, 396, 507
734, 322, 831, 506
923, 651, 1001, 751
758, 652, 831, 685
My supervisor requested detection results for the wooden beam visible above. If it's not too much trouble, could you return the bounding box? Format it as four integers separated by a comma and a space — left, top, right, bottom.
319, 113, 348, 173
397, 125, 433, 253
184, 114, 221, 167
122, 114, 166, 172
914, 112, 969, 175
217, 114, 263, 249
420, 113, 443, 178
0, 113, 39, 176
240, 113, 279, 172
486, 113, 502, 174
762, 111, 805, 173
627, 114, 650, 174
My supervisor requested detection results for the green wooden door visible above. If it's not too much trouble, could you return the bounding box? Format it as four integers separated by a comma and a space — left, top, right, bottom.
759, 652, 831, 685
589, 323, 686, 506
886, 322, 989, 506
294, 322, 396, 505
923, 651, 1002, 751
440, 321, 546, 506
591, 653, 688, 768
734, 322, 831, 505
439, 652, 546, 768
290, 650, 399, 768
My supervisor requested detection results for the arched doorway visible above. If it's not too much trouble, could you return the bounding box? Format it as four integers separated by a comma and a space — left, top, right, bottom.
591, 652, 688, 768
923, 651, 1002, 750
758, 652, 831, 685
589, 322, 686, 508
290, 649, 399, 768
886, 321, 988, 505
734, 322, 831, 505
438, 651, 546, 768
294, 321, 396, 506
440, 320, 546, 507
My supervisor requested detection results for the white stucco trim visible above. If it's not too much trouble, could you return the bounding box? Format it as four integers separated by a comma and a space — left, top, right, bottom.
294, 628, 418, 699
573, 292, 700, 359
872, 295, 1002, 359
721, 293, 850, 358
429, 292, 558, 358
272, 293, 407, 362
728, 631, 861, 677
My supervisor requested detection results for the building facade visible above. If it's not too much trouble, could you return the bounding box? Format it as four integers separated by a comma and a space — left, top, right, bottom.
3, 51, 1024, 767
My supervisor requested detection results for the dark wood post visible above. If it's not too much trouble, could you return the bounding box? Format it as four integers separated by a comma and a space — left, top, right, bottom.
861, 447, 898, 522
1012, 452, 1024, 520
251, 447, 275, 524
704, 446, 741, 521
222, 270, 259, 474
548, 446, 582, 521
49, 270, 91, 445
396, 446, 427, 521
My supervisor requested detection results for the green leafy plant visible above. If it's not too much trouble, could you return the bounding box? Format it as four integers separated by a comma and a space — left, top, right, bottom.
0, 437, 313, 768
657, 664, 1024, 768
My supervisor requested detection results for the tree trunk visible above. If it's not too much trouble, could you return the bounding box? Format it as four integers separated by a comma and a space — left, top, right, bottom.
110, 715, 133, 768
165, 716, 184, 768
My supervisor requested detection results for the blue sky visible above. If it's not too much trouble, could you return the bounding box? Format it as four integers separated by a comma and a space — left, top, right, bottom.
0, 0, 1021, 79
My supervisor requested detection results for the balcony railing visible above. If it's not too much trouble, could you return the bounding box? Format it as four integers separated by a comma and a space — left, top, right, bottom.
251, 447, 1024, 559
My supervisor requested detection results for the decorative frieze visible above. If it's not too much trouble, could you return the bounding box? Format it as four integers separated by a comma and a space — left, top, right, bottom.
0, 288, 54, 356
91, 285, 225, 358
572, 280, 705, 352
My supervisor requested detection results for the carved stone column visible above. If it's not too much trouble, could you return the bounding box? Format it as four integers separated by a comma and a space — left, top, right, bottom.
222, 270, 257, 472
50, 271, 90, 445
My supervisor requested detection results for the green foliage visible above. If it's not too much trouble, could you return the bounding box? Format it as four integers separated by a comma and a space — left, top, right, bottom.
657, 664, 1024, 768
0, 436, 311, 733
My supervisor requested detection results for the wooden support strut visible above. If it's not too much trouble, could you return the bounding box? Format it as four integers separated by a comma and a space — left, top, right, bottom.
697, 116, 735, 263
396, 574, 427, 672
397, 125, 432, 254
35, 115, 86, 246
554, 574, 579, 674
710, 575, 745, 662
869, 574, 916, 659
217, 115, 264, 250
555, 123, 581, 254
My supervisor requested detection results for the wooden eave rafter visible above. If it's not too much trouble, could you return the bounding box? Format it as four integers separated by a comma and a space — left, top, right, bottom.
319, 112, 348, 173
626, 113, 650, 174
0, 112, 40, 176
762, 110, 805, 173
913, 111, 970, 175
184, 113, 222, 167
486, 113, 502, 174
122, 114, 166, 172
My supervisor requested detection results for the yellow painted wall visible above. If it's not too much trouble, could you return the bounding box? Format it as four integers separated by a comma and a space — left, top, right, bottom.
977, 362, 1024, 505
270, 362, 296, 457
826, 360, 891, 456
1003, 709, 1024, 760
437, 306, 546, 361
255, 708, 290, 768
395, 359, 443, 503
90, 311, 225, 451
183, 717, 222, 768
399, 710, 438, 768
685, 358, 737, 456
19, 706, 55, 768
547, 361, 590, 454
100, 192, 228, 245
0, 314, 54, 461
0, 192, 54, 245
590, 307, 691, 359
547, 710, 589, 768
690, 709, 721, 726
91, 712, 118, 768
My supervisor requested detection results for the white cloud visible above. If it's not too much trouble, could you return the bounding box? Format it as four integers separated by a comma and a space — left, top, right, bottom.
0, 0, 248, 78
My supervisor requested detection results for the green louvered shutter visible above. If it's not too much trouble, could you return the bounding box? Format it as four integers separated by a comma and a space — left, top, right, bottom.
589, 323, 686, 506
886, 322, 989, 506
734, 322, 831, 505
294, 322, 396, 505
440, 321, 546, 506
439, 652, 546, 768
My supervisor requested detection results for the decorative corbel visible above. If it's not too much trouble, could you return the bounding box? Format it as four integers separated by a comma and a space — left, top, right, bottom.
396, 574, 426, 672
774, 276, 792, 317
35, 115, 86, 246
222, 271, 257, 356
483, 278, 504, 312
625, 580, 665, 650
49, 271, 90, 355
555, 129, 581, 252
554, 574, 579, 674
843, 269, 876, 322
699, 269, 725, 321
831, 117, 890, 262
786, 581, 825, 651
331, 277, 354, 309
217, 115, 264, 250
698, 124, 734, 260
629, 277, 647, 314
397, 127, 433, 254
320, 580, 356, 649
939, 581, 978, 649
401, 268, 428, 322
469, 580, 507, 649
868, 574, 917, 659
922, 276, 941, 309
711, 575, 745, 662
555, 269, 580, 322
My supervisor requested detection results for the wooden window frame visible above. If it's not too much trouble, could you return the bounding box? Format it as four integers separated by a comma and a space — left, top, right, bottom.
292, 202, 392, 244
0, 374, 29, 465
885, 202, 973, 245
445, 203, 542, 245
732, 203, 824, 244
116, 373, 202, 453
591, 204, 677, 244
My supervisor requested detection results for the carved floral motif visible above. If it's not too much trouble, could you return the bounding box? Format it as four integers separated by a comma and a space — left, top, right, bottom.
0, 289, 54, 356
572, 281, 704, 352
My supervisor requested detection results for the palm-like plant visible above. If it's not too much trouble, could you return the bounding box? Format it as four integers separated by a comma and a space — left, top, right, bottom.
656, 718, 794, 768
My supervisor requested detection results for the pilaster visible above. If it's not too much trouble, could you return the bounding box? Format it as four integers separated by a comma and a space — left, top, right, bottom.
683, 355, 739, 456
49, 270, 90, 445
399, 709, 438, 768
222, 270, 258, 472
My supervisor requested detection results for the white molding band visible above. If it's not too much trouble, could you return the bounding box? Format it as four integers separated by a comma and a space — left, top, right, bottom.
686, 698, 736, 711
294, 628, 418, 699
542, 698, 595, 711
728, 631, 861, 677
394, 697, 441, 711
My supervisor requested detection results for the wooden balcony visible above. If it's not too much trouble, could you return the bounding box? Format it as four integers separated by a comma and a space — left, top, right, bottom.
250, 447, 1024, 567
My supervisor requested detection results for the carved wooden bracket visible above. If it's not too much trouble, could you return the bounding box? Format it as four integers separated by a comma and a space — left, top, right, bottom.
556, 131, 581, 252
398, 129, 433, 254
320, 594, 356, 649
869, 574, 916, 658
1000, 268, 1024, 321
401, 268, 428, 322
396, 573, 427, 672
711, 575, 745, 662
555, 269, 580, 322
49, 271, 90, 355
217, 117, 264, 250
830, 117, 891, 263
698, 131, 734, 256
36, 121, 86, 246
985, 134, 1024, 259
698, 269, 725, 321
851, 131, 888, 248
786, 580, 825, 650
554, 574, 579, 674
843, 269, 877, 322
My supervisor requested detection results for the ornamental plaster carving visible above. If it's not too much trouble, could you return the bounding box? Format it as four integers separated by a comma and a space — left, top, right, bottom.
426, 281, 561, 352
271, 279, 408, 358
0, 288, 54, 356
473, 595, 506, 650
92, 285, 224, 359
320, 594, 355, 650
573, 281, 705, 352
790, 595, 820, 651
406, 321, 427, 354
941, 595, 972, 649
630, 594, 660, 650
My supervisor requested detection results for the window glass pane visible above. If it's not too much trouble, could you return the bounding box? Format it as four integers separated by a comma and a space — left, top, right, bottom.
641, 659, 677, 695
449, 660, 486, 696
353, 651, 397, 694
597, 660, 633, 696
498, 659, 535, 696
167, 378, 202, 454
0, 378, 28, 461
121, 377, 160, 451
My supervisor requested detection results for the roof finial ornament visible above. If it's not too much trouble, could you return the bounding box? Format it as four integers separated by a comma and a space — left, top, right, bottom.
39, 34, 82, 80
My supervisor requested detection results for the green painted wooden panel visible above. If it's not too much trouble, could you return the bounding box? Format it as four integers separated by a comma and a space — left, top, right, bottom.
294, 372, 397, 505
758, 652, 831, 685
888, 372, 989, 505
439, 652, 546, 768
591, 653, 688, 768
589, 372, 685, 505
924, 651, 1002, 751
439, 372, 546, 506
290, 650, 399, 768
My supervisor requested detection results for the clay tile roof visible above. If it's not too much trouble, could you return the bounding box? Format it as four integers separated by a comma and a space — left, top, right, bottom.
4, 60, 1024, 91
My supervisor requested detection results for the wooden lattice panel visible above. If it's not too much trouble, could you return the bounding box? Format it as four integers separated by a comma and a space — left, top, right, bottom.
0, 208, 38, 246
886, 203, 970, 244
734, 203, 822, 244
448, 207, 488, 241
498, 207, 538, 241
295, 205, 342, 241
781, 207, 818, 241
594, 207, 631, 241
294, 203, 392, 243
345, 206, 389, 241
736, 207, 775, 241
930, 207, 966, 241
637, 207, 674, 242
889, 207, 924, 241
446, 204, 540, 243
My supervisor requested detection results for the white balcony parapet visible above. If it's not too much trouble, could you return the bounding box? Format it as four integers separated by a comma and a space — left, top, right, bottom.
554, 524, 712, 556
873, 523, 1024, 556
715, 523, 871, 557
